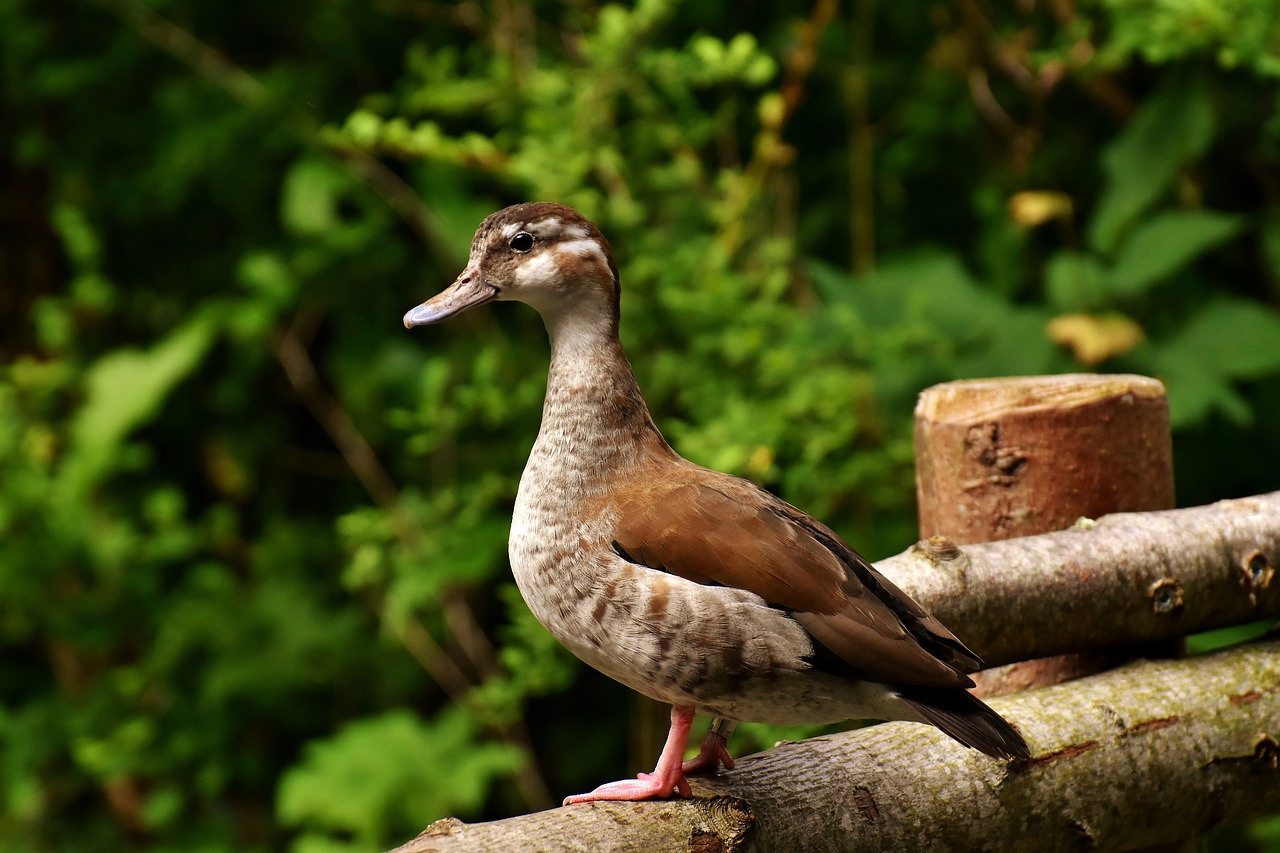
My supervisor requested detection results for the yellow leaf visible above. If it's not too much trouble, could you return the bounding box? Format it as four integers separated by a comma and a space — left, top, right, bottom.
1047, 313, 1144, 366
1008, 191, 1073, 228
747, 445, 775, 478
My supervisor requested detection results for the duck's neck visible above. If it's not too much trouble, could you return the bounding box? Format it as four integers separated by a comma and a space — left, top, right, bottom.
528, 306, 671, 489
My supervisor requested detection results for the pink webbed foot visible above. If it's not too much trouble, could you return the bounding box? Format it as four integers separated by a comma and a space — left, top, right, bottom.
681, 720, 737, 776
561, 767, 692, 805
562, 705, 699, 806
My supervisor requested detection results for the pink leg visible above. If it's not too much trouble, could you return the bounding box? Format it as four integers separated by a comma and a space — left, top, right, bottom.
562, 705, 697, 806
682, 717, 737, 775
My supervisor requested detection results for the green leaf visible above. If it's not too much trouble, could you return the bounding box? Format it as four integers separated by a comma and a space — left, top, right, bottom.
280, 157, 351, 236
50, 201, 101, 269
1045, 251, 1110, 311
237, 251, 298, 309
277, 709, 519, 848
1108, 210, 1242, 296
1159, 353, 1251, 428
1173, 299, 1280, 378
1154, 299, 1280, 427
1260, 212, 1280, 279
64, 315, 217, 494
1094, 0, 1280, 77
1088, 77, 1215, 254
1248, 812, 1280, 843
808, 252, 1059, 397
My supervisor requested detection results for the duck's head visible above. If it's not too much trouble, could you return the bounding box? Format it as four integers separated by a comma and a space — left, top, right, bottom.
403, 202, 620, 330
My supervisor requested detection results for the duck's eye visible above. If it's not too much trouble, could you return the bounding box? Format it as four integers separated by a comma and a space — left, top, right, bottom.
510, 232, 534, 253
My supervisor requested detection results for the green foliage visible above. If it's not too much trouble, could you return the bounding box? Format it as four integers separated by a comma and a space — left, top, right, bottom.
1086, 77, 1216, 254
2, 0, 1279, 850
1150, 298, 1280, 425
1092, 0, 1280, 75
277, 709, 519, 852
66, 315, 217, 495
1107, 210, 1243, 298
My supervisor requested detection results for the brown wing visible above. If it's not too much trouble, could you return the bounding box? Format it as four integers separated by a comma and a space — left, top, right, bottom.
607, 466, 979, 689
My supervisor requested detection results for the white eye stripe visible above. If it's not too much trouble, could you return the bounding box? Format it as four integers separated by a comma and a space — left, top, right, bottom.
526, 217, 564, 239
557, 238, 608, 264
498, 215, 599, 258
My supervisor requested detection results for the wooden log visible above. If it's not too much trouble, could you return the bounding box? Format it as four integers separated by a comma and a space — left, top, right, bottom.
914, 374, 1173, 541
914, 374, 1176, 693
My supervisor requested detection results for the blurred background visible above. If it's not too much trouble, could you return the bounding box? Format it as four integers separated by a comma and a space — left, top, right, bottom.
3, 0, 1280, 849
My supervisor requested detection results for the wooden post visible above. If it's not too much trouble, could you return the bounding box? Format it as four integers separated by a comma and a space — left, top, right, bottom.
914, 374, 1175, 694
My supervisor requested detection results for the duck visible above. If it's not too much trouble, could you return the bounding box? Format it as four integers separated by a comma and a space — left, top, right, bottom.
403, 202, 1030, 806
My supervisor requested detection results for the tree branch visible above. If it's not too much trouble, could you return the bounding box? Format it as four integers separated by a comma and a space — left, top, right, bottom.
391, 639, 1280, 851
879, 491, 1280, 666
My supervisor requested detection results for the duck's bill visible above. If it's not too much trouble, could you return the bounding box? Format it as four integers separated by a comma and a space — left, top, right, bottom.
403, 270, 497, 328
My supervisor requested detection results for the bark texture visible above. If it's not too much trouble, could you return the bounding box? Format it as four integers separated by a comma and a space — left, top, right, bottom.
393, 796, 756, 853
391, 641, 1280, 852
880, 492, 1280, 666
914, 374, 1173, 543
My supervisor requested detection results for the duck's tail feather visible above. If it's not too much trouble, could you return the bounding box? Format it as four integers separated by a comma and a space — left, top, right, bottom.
897, 685, 1031, 760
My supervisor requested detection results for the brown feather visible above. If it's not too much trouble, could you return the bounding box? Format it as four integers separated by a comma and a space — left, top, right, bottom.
607, 461, 978, 689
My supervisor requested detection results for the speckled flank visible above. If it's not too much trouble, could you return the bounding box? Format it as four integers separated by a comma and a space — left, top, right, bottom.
507, 344, 884, 723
